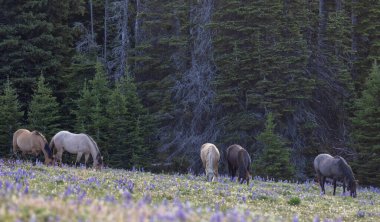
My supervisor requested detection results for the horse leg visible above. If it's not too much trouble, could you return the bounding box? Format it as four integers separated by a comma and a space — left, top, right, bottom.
333, 179, 337, 196
84, 153, 90, 169
75, 152, 83, 167
319, 176, 325, 194
56, 149, 63, 167
228, 161, 233, 181
343, 181, 346, 194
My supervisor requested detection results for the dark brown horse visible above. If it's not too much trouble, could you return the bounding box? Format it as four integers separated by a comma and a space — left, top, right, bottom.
314, 153, 357, 198
226, 144, 252, 185
12, 129, 54, 165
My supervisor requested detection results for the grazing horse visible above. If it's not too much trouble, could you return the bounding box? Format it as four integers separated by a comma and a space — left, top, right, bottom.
200, 143, 220, 182
314, 153, 357, 198
50, 131, 103, 170
12, 129, 54, 165
226, 144, 252, 185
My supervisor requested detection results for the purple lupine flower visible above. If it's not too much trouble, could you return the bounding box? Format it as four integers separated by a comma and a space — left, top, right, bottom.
176, 208, 186, 221
24, 186, 29, 194
293, 215, 299, 222
123, 190, 132, 203
313, 215, 320, 222
357, 210, 365, 218
128, 181, 134, 193
210, 212, 222, 222
64, 186, 73, 198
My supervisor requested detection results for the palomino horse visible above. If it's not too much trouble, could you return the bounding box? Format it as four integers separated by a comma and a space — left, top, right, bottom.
12, 129, 54, 165
314, 153, 357, 198
226, 144, 252, 185
50, 131, 103, 170
200, 143, 220, 182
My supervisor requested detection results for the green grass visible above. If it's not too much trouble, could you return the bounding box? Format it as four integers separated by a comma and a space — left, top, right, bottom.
0, 159, 379, 221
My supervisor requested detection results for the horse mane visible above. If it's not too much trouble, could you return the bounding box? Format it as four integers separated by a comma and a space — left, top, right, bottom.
32, 131, 48, 143
84, 134, 101, 155
336, 156, 355, 182
32, 131, 52, 158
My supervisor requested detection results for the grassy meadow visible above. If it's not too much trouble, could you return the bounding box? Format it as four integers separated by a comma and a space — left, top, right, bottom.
0, 159, 379, 221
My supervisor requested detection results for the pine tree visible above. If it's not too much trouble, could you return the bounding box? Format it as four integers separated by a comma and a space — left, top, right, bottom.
124, 76, 154, 168
254, 113, 295, 180
351, 61, 380, 186
0, 0, 85, 108
28, 74, 61, 138
74, 81, 94, 133
74, 62, 110, 162
106, 78, 130, 168
0, 79, 23, 157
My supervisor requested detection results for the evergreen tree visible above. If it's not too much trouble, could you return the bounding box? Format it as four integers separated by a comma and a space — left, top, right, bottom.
0, 0, 85, 108
74, 62, 110, 162
106, 78, 130, 168
124, 76, 154, 168
74, 81, 94, 133
28, 74, 61, 138
351, 61, 380, 186
0, 79, 23, 157
253, 113, 295, 180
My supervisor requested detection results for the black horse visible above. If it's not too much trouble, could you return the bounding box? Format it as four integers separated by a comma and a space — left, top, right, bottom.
226, 144, 252, 185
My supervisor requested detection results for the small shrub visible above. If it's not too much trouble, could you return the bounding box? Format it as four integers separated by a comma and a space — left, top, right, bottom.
288, 197, 301, 206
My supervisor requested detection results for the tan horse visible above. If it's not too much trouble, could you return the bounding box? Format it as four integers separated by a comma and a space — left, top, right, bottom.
12, 129, 54, 165
200, 143, 220, 182
50, 131, 103, 170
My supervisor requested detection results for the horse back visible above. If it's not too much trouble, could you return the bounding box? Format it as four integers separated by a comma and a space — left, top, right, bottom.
200, 143, 220, 167
238, 149, 251, 170
314, 153, 344, 178
226, 144, 243, 167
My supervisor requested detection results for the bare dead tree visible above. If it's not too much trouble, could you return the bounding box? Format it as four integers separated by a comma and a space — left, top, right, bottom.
107, 0, 130, 80
104, 0, 108, 61
74, 22, 98, 53
159, 0, 220, 171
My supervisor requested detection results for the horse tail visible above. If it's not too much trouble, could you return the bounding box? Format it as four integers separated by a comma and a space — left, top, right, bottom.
12, 131, 19, 155
49, 137, 55, 151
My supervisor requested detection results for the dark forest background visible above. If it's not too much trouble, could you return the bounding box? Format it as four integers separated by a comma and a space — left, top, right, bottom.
1, 0, 379, 186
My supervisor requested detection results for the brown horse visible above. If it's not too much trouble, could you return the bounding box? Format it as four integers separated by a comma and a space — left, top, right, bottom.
200, 143, 220, 182
12, 129, 54, 165
314, 153, 357, 198
50, 131, 103, 170
226, 144, 252, 185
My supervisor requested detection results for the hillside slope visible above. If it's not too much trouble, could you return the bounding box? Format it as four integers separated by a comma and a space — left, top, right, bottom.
0, 159, 379, 221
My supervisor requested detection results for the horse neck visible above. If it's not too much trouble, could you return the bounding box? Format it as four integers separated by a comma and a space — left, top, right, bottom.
85, 135, 100, 163
338, 158, 355, 182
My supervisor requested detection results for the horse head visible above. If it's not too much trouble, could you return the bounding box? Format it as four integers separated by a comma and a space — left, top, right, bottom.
95, 153, 103, 170
347, 179, 358, 198
43, 142, 54, 165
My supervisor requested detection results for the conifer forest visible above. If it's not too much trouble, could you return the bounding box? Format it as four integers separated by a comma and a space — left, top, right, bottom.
1, 0, 379, 187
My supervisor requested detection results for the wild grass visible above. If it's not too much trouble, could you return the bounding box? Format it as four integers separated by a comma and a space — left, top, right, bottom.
0, 159, 379, 221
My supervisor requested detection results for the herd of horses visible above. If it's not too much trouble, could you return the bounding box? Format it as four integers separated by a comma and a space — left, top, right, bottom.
12, 129, 103, 170
12, 128, 357, 198
200, 143, 358, 198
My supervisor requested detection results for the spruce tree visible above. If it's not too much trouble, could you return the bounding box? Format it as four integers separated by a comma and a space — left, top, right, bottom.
106, 78, 130, 168
0, 79, 23, 157
351, 61, 380, 186
28, 74, 61, 138
74, 62, 110, 162
124, 76, 154, 168
254, 113, 295, 180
